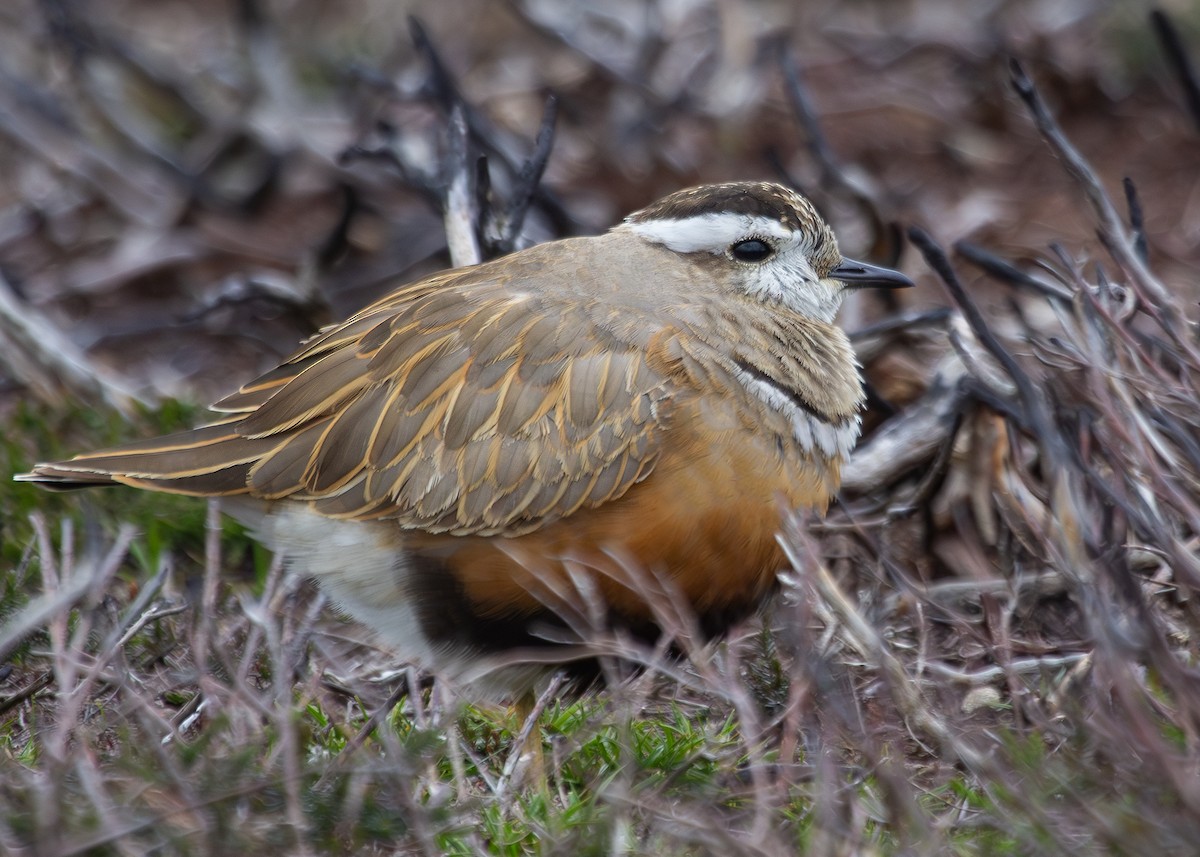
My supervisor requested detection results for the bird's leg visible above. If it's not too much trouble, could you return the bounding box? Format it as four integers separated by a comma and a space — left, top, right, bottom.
496, 674, 565, 802
515, 690, 546, 794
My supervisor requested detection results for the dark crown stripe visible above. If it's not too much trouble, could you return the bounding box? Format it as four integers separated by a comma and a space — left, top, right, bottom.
626, 182, 813, 232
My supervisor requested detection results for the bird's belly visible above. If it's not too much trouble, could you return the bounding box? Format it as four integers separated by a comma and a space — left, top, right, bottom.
407, 423, 841, 637
243, 418, 842, 692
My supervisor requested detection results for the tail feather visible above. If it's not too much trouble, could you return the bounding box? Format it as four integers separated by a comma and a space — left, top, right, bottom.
12, 468, 118, 491
15, 423, 279, 496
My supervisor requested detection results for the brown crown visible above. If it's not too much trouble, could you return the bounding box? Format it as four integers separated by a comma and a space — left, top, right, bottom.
626, 181, 823, 235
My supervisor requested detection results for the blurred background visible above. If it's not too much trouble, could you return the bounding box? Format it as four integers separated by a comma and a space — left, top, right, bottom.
0, 0, 1194, 405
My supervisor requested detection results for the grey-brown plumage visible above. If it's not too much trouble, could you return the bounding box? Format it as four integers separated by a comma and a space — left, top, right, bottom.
20, 182, 911, 693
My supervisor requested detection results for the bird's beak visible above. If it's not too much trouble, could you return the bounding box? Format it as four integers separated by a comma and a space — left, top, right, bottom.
830, 258, 914, 290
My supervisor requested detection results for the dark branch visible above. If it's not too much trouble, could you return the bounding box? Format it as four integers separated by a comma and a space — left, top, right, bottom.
909, 225, 1063, 463
1123, 177, 1148, 265
490, 94, 559, 255
1151, 8, 1200, 131
955, 241, 1072, 302
1008, 58, 1175, 316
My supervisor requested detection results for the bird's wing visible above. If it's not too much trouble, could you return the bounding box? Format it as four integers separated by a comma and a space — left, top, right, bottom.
22, 273, 681, 536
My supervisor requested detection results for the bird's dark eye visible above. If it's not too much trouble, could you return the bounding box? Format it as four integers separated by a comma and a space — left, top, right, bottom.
730, 238, 773, 263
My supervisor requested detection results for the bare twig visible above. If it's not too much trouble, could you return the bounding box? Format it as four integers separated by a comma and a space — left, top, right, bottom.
841, 353, 966, 494
501, 0, 675, 108
1008, 60, 1178, 322
909, 225, 1063, 462
778, 42, 846, 193
0, 271, 146, 416
954, 241, 1073, 303
0, 519, 135, 665
486, 94, 559, 255
442, 105, 481, 268
0, 67, 184, 226
1123, 177, 1148, 264
778, 41, 900, 266
1151, 8, 1200, 131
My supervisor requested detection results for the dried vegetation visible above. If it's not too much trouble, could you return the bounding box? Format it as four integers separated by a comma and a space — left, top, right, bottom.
2, 1, 1200, 854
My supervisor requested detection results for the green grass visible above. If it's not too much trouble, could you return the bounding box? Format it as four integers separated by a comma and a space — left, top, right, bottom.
1, 502, 1198, 855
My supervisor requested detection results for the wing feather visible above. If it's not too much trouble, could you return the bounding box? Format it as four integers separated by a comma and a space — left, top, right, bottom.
23, 274, 680, 536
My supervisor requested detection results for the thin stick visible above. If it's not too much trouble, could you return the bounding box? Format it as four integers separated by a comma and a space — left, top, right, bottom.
1151, 8, 1200, 131
1008, 60, 1176, 319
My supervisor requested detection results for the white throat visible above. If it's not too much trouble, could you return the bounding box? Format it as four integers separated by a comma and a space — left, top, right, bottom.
732, 367, 862, 460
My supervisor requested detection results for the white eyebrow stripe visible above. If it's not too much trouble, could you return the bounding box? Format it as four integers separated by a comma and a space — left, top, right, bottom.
626, 212, 794, 254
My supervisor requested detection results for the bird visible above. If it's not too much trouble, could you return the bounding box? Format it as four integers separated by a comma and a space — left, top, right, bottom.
18, 181, 912, 695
